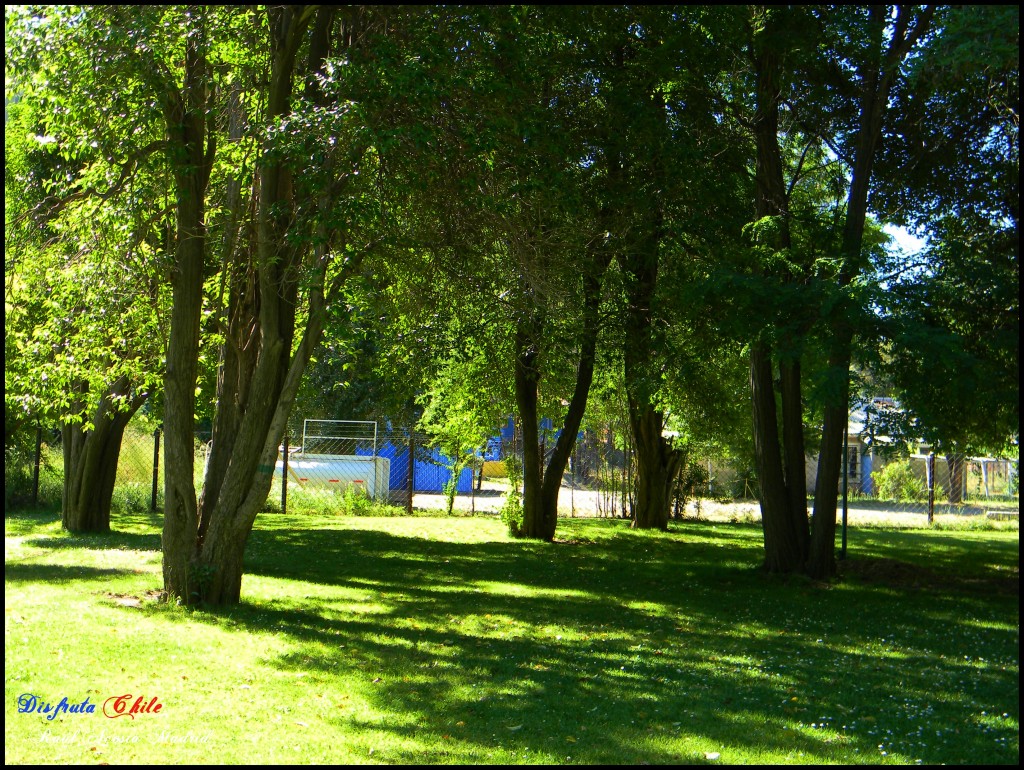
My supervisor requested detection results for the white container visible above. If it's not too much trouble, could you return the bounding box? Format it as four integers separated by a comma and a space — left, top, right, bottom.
276, 453, 391, 500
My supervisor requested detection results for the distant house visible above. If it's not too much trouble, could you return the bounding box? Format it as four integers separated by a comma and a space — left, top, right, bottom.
805, 398, 1016, 500
804, 398, 892, 496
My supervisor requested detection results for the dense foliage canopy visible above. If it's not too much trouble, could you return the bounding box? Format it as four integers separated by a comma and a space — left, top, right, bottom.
5, 4, 1017, 600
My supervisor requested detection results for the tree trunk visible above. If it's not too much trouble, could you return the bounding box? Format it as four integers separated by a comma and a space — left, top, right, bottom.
807, 385, 848, 580
63, 384, 146, 533
628, 404, 680, 530
750, 345, 807, 571
197, 491, 261, 605
161, 15, 214, 600
61, 379, 146, 533
531, 257, 610, 540
163, 7, 365, 605
747, 8, 809, 572
515, 316, 550, 540
620, 211, 676, 529
807, 7, 933, 580
779, 359, 809, 555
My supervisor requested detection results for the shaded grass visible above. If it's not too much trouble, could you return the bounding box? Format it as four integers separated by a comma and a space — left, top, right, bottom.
5, 510, 1019, 765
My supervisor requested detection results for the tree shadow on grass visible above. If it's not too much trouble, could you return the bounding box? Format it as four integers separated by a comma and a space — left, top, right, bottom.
133, 522, 1019, 764
5, 562, 139, 583
23, 531, 162, 553
843, 528, 1020, 593
6, 509, 162, 552
4, 508, 61, 536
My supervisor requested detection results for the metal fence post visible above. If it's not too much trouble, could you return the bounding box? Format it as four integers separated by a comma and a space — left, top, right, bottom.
281, 433, 289, 515
151, 428, 161, 512
406, 429, 415, 515
927, 452, 936, 525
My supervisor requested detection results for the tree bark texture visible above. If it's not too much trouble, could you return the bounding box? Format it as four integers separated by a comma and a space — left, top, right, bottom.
182, 7, 353, 605
747, 7, 810, 572
807, 375, 849, 580
515, 315, 551, 540
161, 10, 215, 600
514, 246, 611, 541
621, 234, 679, 530
945, 453, 965, 505
61, 378, 147, 533
750, 345, 807, 571
628, 405, 680, 530
535, 262, 609, 537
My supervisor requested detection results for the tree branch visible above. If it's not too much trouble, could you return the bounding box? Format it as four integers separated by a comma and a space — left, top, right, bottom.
31, 140, 168, 224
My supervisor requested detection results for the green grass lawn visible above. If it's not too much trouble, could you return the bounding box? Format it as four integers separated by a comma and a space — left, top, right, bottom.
5, 509, 1019, 764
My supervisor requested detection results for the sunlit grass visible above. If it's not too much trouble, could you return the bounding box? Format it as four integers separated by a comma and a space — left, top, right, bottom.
5, 510, 1018, 764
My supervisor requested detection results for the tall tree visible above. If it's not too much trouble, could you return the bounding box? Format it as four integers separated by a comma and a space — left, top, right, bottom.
743, 5, 814, 569
10, 6, 394, 603
869, 5, 1018, 489
6, 16, 167, 532
593, 7, 745, 529
358, 6, 616, 541
807, 5, 935, 579
168, 6, 388, 604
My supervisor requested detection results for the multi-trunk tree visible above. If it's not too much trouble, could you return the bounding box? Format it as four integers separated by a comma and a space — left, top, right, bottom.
743, 5, 814, 571
10, 6, 393, 603
5, 54, 166, 533
594, 6, 748, 529
733, 5, 935, 576
161, 6, 390, 604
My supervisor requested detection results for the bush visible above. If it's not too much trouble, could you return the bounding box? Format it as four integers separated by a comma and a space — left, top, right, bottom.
341, 484, 374, 516
500, 455, 524, 537
672, 458, 710, 519
111, 482, 150, 513
4, 438, 37, 509
4, 430, 63, 510
872, 459, 927, 502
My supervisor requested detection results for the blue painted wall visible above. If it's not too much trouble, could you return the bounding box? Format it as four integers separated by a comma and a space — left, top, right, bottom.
357, 442, 474, 493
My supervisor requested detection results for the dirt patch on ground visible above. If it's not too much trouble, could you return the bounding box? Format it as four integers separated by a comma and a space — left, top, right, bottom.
104, 589, 164, 608
839, 557, 943, 588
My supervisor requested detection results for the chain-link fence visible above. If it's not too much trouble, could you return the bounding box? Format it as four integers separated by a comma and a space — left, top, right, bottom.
4, 418, 482, 516
491, 425, 757, 520
490, 422, 1018, 523
7, 418, 1017, 524
273, 420, 482, 511
5, 424, 165, 513
279, 420, 390, 502
819, 448, 1020, 523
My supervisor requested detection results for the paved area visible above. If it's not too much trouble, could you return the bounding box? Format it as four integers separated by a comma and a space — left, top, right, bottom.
407, 480, 1016, 527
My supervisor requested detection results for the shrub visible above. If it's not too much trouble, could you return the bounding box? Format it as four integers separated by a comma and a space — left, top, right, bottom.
111, 482, 150, 513
500, 455, 524, 537
872, 459, 927, 502
672, 458, 710, 519
341, 484, 374, 516
4, 439, 37, 508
